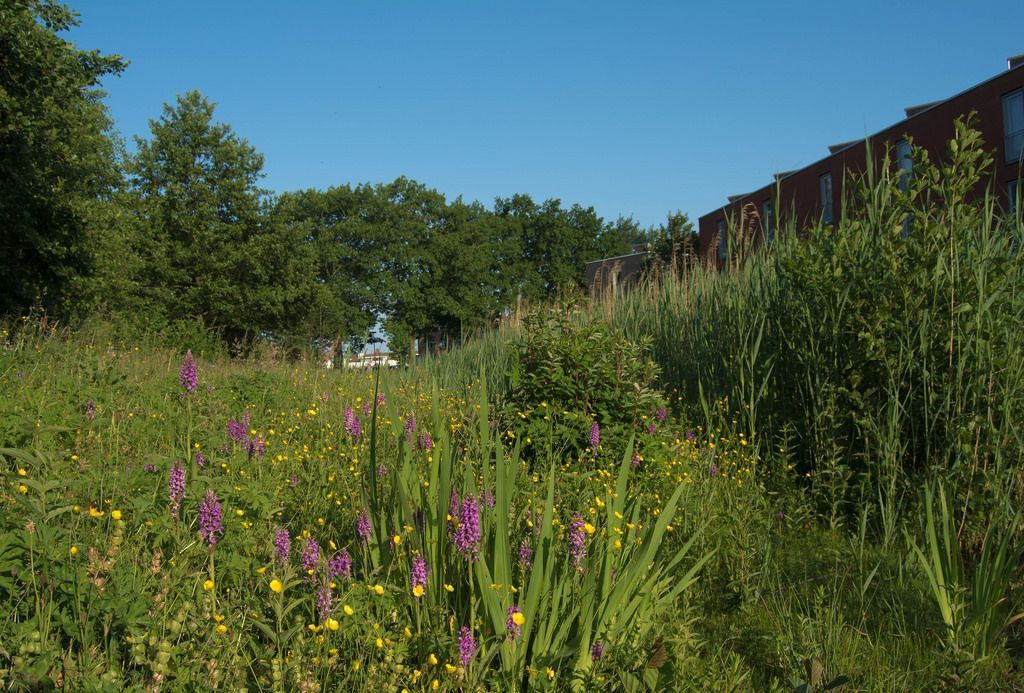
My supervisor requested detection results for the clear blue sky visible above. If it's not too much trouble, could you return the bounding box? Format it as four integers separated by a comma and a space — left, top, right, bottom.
65, 0, 1022, 228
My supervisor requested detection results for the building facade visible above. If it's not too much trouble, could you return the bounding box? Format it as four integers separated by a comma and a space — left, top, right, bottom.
585, 244, 650, 296
698, 57, 1024, 263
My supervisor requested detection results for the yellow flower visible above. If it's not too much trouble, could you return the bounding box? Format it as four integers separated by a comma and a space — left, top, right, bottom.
203, 579, 215, 591
213, 614, 225, 623
373, 584, 385, 596
215, 624, 228, 634
392, 534, 402, 546
70, 546, 78, 556
428, 653, 438, 666
17, 468, 26, 476
584, 522, 596, 535
512, 611, 526, 626
269, 579, 283, 593
17, 485, 28, 495
375, 637, 384, 649
256, 566, 267, 575
235, 509, 245, 517
444, 583, 454, 592
546, 667, 555, 680
326, 618, 340, 631
431, 680, 439, 690
88, 506, 104, 518
343, 604, 355, 616
404, 626, 413, 639
111, 510, 122, 521
412, 585, 424, 598
444, 663, 457, 673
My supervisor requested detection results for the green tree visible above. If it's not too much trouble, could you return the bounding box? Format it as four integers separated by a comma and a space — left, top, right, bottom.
128, 91, 289, 347
641, 211, 697, 277
493, 195, 633, 301
271, 184, 383, 353
0, 0, 125, 317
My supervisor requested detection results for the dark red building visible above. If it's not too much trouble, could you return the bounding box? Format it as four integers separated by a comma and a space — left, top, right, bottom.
698, 57, 1024, 263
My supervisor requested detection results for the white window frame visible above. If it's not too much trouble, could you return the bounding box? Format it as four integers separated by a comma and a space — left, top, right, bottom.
819, 172, 834, 225
762, 200, 774, 244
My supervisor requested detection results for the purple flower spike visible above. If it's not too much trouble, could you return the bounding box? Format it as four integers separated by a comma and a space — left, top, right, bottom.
591, 640, 604, 661
316, 583, 333, 620
357, 508, 372, 543
589, 422, 600, 453
518, 537, 533, 571
452, 493, 482, 561
168, 461, 186, 519
179, 350, 197, 393
569, 512, 587, 570
458, 626, 477, 668
328, 549, 351, 580
655, 407, 667, 422
344, 407, 362, 441
506, 605, 523, 640
301, 538, 320, 578
198, 489, 223, 546
227, 417, 247, 444
273, 527, 291, 564
410, 554, 429, 598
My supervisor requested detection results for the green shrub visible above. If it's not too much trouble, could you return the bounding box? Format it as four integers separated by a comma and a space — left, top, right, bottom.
503, 300, 665, 465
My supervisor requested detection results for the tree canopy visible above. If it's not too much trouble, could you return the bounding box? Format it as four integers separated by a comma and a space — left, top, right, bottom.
0, 0, 125, 316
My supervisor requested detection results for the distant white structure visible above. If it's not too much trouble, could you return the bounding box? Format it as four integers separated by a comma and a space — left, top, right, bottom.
344, 350, 399, 369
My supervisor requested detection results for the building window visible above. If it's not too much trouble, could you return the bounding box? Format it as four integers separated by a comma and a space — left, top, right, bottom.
717, 219, 727, 262
1011, 178, 1022, 216
762, 200, 774, 244
896, 139, 913, 191
1005, 89, 1024, 164
819, 172, 833, 225
896, 139, 914, 236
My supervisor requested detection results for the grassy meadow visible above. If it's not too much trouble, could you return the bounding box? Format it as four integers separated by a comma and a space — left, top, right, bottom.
3, 123, 1024, 691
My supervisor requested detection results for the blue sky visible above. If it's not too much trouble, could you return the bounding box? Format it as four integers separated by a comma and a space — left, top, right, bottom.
65, 1, 1022, 228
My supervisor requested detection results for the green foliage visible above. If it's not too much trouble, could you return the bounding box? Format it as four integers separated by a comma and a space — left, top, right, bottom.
639, 211, 699, 279
0, 0, 125, 318
0, 325, 718, 689
127, 91, 296, 348
504, 301, 665, 463
493, 194, 633, 303
607, 118, 1024, 531
908, 482, 1024, 665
